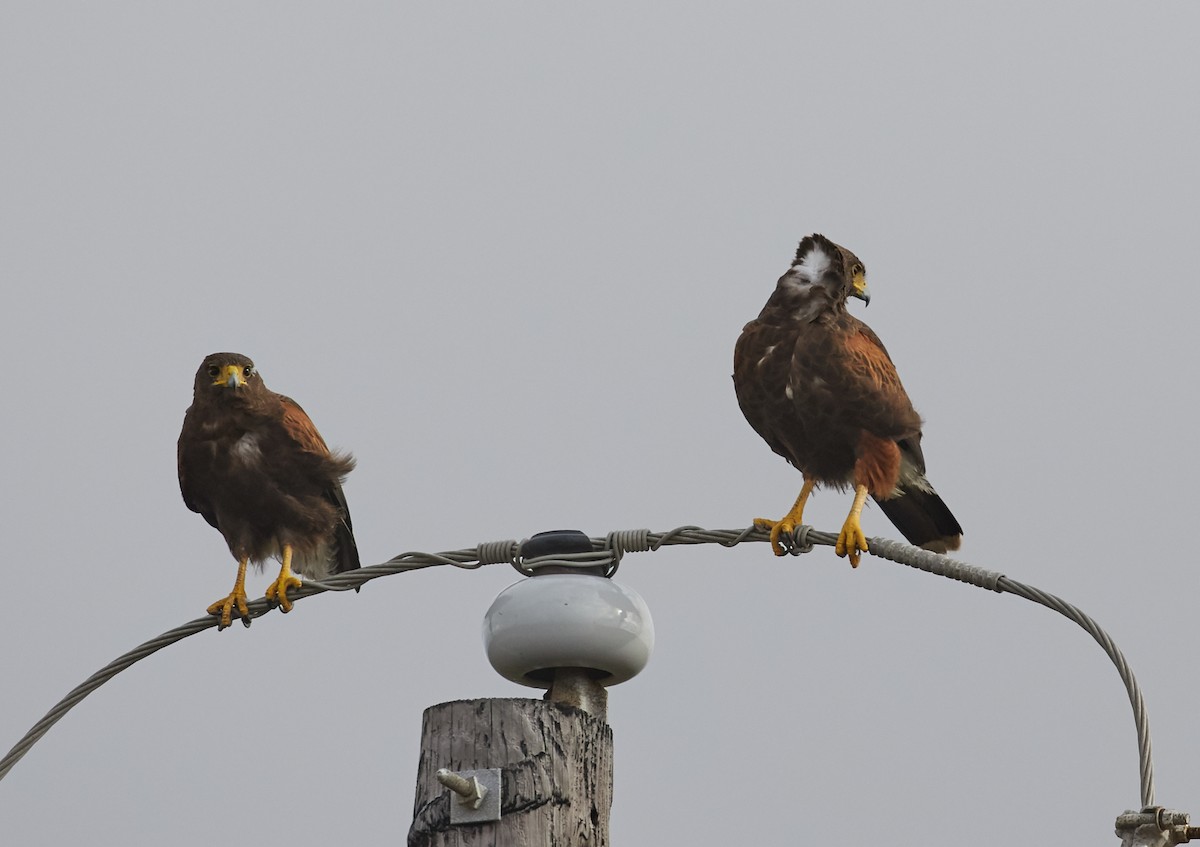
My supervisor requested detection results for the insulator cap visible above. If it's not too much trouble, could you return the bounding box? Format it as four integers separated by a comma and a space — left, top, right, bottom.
482, 574, 655, 688
519, 530, 591, 559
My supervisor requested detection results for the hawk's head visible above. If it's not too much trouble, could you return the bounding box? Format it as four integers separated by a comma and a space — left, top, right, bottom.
193, 352, 265, 399
767, 233, 870, 319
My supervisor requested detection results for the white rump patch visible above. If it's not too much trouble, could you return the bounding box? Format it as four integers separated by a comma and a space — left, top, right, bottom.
230, 432, 263, 464
792, 244, 833, 284
293, 542, 335, 579
898, 453, 934, 491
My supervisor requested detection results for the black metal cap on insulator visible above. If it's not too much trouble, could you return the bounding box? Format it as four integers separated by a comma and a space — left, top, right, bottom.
520, 530, 592, 559
518, 529, 604, 577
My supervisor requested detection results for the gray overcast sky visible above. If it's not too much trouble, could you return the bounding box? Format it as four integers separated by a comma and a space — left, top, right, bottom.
2, 3, 1198, 844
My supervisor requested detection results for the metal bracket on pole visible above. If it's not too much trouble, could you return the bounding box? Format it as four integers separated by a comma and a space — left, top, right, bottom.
1116, 807, 1200, 846
436, 767, 502, 824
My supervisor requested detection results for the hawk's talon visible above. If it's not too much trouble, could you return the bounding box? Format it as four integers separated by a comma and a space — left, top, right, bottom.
835, 516, 869, 568
834, 483, 871, 568
207, 587, 250, 630
264, 572, 303, 613
754, 516, 796, 556
755, 479, 815, 557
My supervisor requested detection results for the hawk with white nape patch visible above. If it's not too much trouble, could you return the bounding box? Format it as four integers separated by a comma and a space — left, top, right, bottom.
178, 352, 360, 629
733, 234, 962, 565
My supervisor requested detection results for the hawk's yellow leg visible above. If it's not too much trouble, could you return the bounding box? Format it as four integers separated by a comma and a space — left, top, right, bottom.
754, 478, 816, 556
265, 544, 303, 613
207, 557, 251, 630
836, 484, 870, 567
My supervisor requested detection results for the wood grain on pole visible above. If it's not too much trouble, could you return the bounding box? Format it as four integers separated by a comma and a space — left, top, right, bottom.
409, 698, 614, 847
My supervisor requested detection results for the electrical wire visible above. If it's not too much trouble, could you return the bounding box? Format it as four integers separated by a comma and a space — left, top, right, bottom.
0, 524, 1154, 809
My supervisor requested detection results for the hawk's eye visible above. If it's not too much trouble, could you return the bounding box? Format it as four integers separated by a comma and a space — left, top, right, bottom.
207, 365, 220, 377
243, 366, 253, 377
851, 263, 864, 276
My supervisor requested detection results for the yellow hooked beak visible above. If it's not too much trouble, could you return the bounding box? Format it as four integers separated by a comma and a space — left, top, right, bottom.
213, 364, 247, 389
850, 270, 871, 306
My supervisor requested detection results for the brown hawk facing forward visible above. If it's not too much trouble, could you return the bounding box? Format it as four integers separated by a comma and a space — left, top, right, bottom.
178, 353, 360, 628
733, 234, 962, 565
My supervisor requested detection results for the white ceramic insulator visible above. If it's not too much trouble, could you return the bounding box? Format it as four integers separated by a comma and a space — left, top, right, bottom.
482, 574, 655, 688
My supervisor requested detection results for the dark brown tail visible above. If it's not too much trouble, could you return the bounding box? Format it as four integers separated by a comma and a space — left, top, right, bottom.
334, 513, 361, 573
327, 481, 361, 573
874, 485, 962, 553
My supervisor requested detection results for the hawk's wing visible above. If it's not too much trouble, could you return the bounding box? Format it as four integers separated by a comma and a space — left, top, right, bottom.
833, 318, 923, 442
733, 319, 800, 464
276, 393, 361, 573
177, 411, 221, 530
278, 395, 331, 456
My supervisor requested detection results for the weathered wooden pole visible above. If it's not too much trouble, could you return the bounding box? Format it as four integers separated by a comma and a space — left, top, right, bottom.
407, 531, 654, 847
409, 698, 613, 846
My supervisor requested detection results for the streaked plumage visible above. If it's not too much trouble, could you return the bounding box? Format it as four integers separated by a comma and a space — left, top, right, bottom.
734, 234, 962, 564
178, 352, 360, 628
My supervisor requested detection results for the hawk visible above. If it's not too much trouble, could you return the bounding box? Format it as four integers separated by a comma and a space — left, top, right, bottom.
733, 234, 962, 565
178, 353, 360, 628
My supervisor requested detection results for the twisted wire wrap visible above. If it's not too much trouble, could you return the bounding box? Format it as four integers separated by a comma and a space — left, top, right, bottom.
514, 549, 616, 576
866, 536, 1004, 591
604, 528, 652, 576
476, 539, 519, 566
0, 523, 1155, 810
